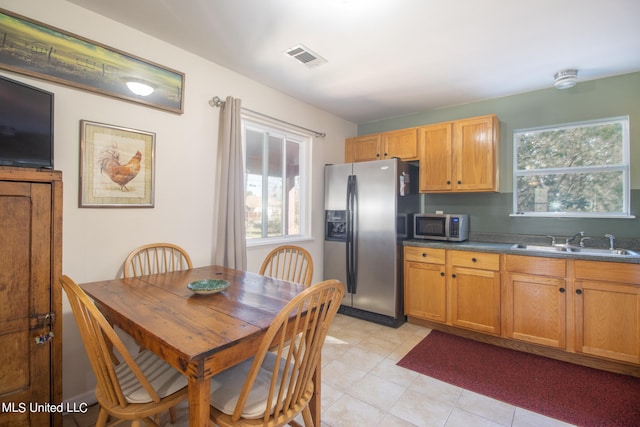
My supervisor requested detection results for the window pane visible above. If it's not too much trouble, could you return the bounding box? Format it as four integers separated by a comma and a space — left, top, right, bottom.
245, 129, 264, 238
267, 135, 283, 237
516, 171, 624, 213
286, 140, 300, 235
516, 122, 623, 170
242, 118, 309, 241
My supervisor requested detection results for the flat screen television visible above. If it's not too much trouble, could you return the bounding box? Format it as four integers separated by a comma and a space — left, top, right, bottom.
0, 75, 54, 169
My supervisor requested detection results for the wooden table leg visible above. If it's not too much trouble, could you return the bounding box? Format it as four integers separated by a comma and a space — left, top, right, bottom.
310, 358, 321, 426
188, 377, 210, 427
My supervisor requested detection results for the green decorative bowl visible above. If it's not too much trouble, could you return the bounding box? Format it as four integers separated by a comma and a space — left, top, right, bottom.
187, 279, 230, 295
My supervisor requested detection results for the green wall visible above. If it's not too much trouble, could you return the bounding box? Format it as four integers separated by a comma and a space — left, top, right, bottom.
358, 72, 640, 239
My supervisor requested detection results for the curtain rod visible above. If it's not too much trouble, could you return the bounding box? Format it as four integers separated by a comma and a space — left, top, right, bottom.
209, 96, 326, 138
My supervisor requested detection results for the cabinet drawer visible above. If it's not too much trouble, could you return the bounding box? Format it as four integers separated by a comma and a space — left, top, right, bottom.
404, 246, 445, 264
449, 250, 500, 270
575, 260, 640, 283
505, 255, 566, 277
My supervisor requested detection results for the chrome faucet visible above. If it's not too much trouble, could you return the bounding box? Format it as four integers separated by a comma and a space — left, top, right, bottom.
565, 231, 584, 246
605, 234, 616, 250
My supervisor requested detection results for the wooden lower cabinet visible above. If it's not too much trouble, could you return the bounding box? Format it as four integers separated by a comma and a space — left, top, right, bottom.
503, 255, 567, 348
448, 250, 501, 334
404, 247, 446, 322
574, 260, 640, 364
404, 245, 640, 375
0, 168, 62, 427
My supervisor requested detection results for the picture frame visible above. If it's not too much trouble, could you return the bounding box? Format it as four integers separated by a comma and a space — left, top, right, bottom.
80, 120, 155, 208
0, 8, 184, 114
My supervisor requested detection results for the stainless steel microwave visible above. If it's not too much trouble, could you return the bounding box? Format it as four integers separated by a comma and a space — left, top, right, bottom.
413, 213, 469, 241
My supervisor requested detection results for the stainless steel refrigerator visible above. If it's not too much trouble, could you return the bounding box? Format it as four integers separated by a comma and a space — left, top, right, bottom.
323, 158, 419, 327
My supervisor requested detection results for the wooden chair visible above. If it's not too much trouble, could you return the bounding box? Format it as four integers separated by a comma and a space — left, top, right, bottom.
259, 245, 314, 287
209, 279, 345, 427
123, 243, 193, 278
60, 275, 188, 427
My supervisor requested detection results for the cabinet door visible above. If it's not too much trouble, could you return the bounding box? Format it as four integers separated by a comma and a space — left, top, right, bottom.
0, 181, 54, 426
419, 123, 453, 191
345, 134, 381, 162
504, 272, 566, 348
383, 128, 418, 160
575, 279, 640, 364
452, 115, 497, 192
404, 261, 446, 322
449, 265, 501, 334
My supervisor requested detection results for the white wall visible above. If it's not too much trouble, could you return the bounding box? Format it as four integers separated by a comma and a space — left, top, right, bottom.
0, 0, 355, 401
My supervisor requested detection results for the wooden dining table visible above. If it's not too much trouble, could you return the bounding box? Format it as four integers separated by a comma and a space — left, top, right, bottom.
80, 265, 319, 427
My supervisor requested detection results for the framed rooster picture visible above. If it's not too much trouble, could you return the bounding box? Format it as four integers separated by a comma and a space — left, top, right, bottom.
80, 120, 155, 207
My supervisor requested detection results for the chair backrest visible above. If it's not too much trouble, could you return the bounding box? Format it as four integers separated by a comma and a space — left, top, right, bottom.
230, 279, 344, 423
60, 275, 164, 408
123, 243, 193, 278
259, 245, 314, 287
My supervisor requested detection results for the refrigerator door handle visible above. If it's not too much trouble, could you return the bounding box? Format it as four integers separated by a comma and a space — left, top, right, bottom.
346, 175, 356, 294
351, 175, 358, 294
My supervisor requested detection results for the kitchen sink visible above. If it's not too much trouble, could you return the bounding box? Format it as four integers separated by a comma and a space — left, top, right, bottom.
510, 244, 570, 253
510, 244, 640, 257
569, 247, 640, 256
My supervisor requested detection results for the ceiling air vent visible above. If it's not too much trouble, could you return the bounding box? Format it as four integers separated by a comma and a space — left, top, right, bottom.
285, 44, 327, 68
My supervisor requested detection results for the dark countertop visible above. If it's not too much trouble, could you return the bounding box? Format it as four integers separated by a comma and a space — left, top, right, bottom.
403, 239, 640, 264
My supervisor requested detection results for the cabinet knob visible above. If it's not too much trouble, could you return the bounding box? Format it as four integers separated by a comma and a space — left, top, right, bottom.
457, 180, 462, 185
421, 253, 427, 257
384, 152, 388, 156
559, 287, 565, 293
471, 257, 477, 263
447, 180, 451, 185
440, 272, 445, 277
451, 274, 457, 278
576, 289, 583, 295
376, 153, 380, 157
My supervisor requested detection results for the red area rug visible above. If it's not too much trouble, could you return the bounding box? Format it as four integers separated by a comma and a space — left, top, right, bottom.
397, 330, 640, 426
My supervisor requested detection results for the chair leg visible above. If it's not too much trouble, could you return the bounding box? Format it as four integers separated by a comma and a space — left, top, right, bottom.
96, 408, 109, 427
169, 406, 177, 423
301, 406, 314, 427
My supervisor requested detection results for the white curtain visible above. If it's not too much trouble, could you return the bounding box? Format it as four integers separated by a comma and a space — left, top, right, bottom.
213, 96, 247, 269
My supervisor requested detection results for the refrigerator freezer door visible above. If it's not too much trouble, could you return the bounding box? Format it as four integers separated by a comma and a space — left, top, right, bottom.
324, 163, 353, 306
351, 159, 399, 317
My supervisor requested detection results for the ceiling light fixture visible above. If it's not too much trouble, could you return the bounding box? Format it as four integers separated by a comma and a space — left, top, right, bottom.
126, 80, 154, 96
553, 69, 578, 89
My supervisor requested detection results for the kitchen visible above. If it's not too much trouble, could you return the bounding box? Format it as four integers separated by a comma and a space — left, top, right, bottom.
0, 1, 639, 426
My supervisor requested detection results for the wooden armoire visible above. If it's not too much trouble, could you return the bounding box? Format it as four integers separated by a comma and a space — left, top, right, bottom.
0, 167, 62, 427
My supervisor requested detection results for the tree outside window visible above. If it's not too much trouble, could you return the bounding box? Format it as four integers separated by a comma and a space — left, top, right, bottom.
513, 117, 630, 217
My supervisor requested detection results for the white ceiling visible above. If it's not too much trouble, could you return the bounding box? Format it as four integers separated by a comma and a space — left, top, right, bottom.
66, 0, 640, 124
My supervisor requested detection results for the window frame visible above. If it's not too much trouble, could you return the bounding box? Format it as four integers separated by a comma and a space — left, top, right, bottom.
512, 116, 632, 218
242, 113, 312, 246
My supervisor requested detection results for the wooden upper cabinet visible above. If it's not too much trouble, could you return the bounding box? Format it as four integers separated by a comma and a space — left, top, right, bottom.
418, 123, 453, 191
345, 128, 418, 163
382, 128, 418, 160
420, 114, 499, 193
345, 134, 381, 162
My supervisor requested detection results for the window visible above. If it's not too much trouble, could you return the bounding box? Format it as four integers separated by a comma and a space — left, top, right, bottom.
243, 116, 310, 242
513, 116, 630, 217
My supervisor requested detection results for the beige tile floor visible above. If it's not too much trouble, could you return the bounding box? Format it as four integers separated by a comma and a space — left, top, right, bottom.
63, 314, 575, 427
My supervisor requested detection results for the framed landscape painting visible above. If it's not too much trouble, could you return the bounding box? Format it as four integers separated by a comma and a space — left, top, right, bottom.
0, 8, 184, 114
80, 120, 155, 208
